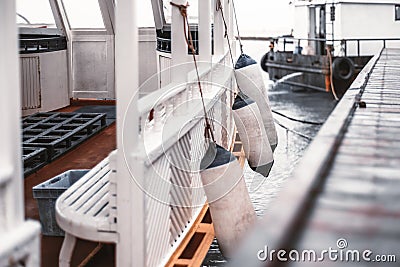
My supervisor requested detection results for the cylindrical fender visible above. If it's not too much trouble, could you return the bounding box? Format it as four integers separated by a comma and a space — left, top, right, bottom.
260, 52, 270, 72
200, 142, 256, 258
232, 92, 274, 177
235, 54, 278, 151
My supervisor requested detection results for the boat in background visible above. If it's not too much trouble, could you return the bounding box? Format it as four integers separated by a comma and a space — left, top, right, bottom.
261, 0, 400, 97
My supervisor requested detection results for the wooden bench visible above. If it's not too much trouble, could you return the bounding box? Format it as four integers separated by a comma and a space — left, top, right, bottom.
55, 151, 118, 267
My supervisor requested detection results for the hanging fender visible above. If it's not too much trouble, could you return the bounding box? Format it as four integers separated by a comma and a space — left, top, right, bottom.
232, 92, 274, 177
234, 54, 278, 151
260, 52, 272, 73
332, 57, 355, 81
200, 142, 256, 258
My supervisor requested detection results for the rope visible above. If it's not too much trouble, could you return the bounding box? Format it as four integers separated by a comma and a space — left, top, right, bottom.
78, 243, 103, 267
326, 46, 339, 101
170, 2, 215, 142
215, 0, 242, 91
231, 0, 243, 54
215, 1, 228, 38
271, 109, 324, 125
274, 119, 313, 141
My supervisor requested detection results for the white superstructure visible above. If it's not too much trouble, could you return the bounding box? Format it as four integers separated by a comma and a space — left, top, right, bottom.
293, 0, 400, 55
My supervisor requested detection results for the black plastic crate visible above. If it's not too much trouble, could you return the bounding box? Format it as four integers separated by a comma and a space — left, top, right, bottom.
22, 112, 107, 175
22, 147, 48, 176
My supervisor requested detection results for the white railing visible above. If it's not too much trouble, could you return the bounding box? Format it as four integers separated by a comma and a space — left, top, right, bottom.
132, 52, 235, 266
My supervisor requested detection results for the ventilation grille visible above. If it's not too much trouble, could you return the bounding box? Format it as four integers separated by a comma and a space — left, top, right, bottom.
20, 56, 41, 110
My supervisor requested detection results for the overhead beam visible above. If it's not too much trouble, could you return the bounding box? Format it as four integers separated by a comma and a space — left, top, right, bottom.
151, 0, 167, 30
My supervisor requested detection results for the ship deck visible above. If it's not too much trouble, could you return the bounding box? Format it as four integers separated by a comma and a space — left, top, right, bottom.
231, 48, 400, 266
24, 102, 246, 267
24, 103, 117, 267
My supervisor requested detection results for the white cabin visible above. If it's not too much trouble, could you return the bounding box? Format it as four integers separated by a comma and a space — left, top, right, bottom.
292, 0, 400, 56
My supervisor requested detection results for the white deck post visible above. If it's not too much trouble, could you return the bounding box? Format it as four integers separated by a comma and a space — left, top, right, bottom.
224, 0, 230, 55
115, 0, 144, 266
199, 0, 212, 62
0, 0, 24, 228
213, 0, 225, 56
228, 0, 235, 55
171, 0, 189, 83
0, 1, 41, 266
171, 0, 190, 115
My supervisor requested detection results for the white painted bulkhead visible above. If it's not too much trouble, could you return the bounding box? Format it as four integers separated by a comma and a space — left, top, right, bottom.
19, 4, 160, 112
294, 4, 309, 39
70, 31, 115, 99
19, 27, 159, 105
335, 1, 400, 55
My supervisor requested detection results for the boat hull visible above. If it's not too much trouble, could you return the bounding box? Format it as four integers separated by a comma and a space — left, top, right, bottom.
261, 51, 372, 96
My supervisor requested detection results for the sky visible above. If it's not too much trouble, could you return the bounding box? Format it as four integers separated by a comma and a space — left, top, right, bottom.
233, 0, 294, 36
16, 0, 294, 37
140, 0, 294, 36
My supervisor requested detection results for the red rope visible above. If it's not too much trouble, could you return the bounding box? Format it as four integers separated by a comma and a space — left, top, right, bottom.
170, 2, 215, 142
215, 0, 242, 92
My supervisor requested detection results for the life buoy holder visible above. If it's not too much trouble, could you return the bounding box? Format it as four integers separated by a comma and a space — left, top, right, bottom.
332, 57, 355, 81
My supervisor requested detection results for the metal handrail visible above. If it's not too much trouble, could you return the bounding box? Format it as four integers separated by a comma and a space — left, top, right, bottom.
156, 36, 199, 54
274, 36, 400, 57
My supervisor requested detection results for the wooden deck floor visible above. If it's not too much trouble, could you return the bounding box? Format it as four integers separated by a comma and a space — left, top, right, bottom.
230, 48, 400, 267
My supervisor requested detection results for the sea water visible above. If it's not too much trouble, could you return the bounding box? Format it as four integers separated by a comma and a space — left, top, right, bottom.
202, 40, 338, 266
